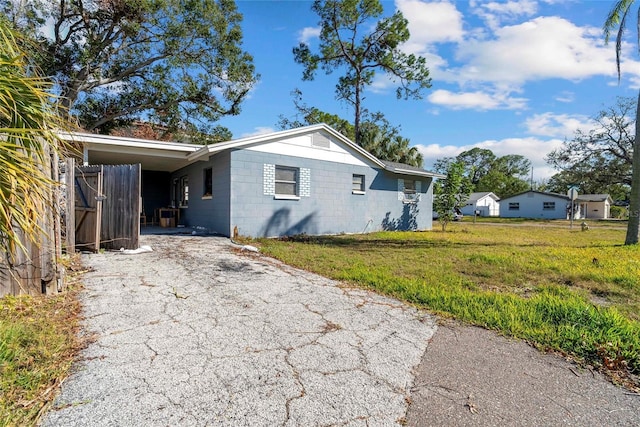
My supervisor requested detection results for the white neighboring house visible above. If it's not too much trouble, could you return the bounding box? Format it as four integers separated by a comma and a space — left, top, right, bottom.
575, 194, 613, 219
499, 190, 570, 219
460, 192, 500, 217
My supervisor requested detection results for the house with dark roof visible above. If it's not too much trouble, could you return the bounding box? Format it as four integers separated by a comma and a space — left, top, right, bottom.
66, 124, 443, 237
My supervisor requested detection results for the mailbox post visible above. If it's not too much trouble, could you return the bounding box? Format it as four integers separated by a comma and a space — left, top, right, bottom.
567, 186, 578, 229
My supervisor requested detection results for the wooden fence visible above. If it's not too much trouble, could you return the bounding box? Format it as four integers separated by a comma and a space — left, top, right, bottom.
0, 148, 63, 296
1, 159, 141, 296
75, 163, 141, 251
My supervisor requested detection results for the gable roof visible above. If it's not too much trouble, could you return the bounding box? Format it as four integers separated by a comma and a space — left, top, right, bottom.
188, 124, 443, 178
499, 190, 570, 202
576, 194, 612, 203
61, 124, 443, 178
465, 192, 500, 203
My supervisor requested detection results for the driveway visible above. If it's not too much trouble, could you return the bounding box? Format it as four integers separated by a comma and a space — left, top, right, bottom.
42, 235, 436, 426
42, 234, 640, 426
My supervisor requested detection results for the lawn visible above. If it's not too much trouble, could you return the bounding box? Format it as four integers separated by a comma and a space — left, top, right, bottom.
254, 222, 640, 387
0, 259, 83, 427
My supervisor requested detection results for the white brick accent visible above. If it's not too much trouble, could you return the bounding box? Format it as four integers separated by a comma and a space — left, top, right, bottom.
263, 164, 275, 195
300, 168, 311, 197
398, 179, 404, 201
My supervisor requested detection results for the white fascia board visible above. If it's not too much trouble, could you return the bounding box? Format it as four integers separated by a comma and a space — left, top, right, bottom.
59, 131, 200, 153
389, 167, 445, 179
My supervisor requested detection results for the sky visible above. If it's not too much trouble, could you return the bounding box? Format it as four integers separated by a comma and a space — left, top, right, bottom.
215, 0, 639, 181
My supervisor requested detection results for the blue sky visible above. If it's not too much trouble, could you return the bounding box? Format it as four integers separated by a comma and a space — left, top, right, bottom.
216, 0, 638, 180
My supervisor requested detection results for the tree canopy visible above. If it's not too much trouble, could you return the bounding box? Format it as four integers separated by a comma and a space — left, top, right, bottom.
2, 0, 258, 140
434, 148, 531, 198
293, 0, 431, 145
546, 96, 634, 202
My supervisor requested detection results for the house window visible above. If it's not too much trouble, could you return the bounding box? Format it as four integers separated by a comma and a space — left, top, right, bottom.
401, 179, 421, 203
543, 201, 555, 210
509, 202, 519, 211
403, 179, 416, 195
203, 168, 212, 198
352, 174, 365, 194
275, 166, 298, 196
179, 176, 189, 207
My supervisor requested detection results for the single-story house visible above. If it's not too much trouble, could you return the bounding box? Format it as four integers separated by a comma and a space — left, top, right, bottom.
575, 194, 613, 219
499, 190, 570, 219
460, 192, 500, 217
65, 124, 443, 237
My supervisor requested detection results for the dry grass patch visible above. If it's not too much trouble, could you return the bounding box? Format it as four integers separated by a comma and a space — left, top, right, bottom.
0, 256, 85, 427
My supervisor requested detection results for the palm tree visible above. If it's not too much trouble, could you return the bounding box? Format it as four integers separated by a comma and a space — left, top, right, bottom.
0, 17, 71, 264
604, 1, 640, 244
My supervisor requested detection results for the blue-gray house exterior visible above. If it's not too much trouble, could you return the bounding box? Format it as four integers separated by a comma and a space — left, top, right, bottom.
69, 124, 442, 237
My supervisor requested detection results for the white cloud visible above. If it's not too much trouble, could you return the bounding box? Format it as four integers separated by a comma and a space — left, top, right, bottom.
417, 136, 563, 179
396, 0, 464, 54
524, 112, 591, 138
298, 27, 320, 43
470, 0, 538, 30
452, 17, 618, 86
554, 91, 575, 103
397, 4, 633, 112
240, 127, 275, 138
428, 89, 527, 110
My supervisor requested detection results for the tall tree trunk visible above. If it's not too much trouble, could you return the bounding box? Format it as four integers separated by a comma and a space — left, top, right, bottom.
354, 84, 361, 146
625, 89, 640, 244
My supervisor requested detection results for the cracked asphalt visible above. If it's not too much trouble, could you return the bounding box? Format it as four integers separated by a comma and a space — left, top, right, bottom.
42, 234, 640, 426
41, 235, 436, 426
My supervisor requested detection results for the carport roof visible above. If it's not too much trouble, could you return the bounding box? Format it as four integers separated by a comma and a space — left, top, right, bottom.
60, 132, 201, 172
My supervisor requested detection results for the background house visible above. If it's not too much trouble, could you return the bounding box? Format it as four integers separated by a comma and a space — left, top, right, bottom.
575, 194, 612, 219
67, 124, 442, 238
460, 192, 500, 217
499, 190, 570, 219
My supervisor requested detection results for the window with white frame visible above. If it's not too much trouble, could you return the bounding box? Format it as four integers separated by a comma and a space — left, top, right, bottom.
543, 201, 555, 210
352, 174, 365, 194
203, 168, 212, 198
508, 202, 519, 211
275, 166, 298, 196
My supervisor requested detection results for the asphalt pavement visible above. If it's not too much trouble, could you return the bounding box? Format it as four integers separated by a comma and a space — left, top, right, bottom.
41, 234, 436, 426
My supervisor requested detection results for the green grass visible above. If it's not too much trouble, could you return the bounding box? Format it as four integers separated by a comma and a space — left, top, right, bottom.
254, 223, 640, 385
0, 283, 82, 426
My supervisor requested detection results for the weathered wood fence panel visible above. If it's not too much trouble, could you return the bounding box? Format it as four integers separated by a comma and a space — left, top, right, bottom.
65, 158, 75, 254
99, 164, 141, 250
0, 147, 62, 296
75, 164, 140, 251
74, 165, 103, 252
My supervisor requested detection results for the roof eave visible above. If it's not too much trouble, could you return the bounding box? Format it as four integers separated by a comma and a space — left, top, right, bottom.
386, 166, 444, 178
